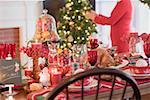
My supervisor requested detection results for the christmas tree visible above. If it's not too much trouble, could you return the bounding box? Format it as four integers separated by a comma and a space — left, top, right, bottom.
58, 0, 97, 49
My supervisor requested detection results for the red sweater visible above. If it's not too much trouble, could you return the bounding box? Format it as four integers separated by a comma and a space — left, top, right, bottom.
94, 0, 132, 53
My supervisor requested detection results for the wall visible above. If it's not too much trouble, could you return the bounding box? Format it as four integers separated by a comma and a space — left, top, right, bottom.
95, 0, 117, 47
132, 1, 150, 35
0, 1, 43, 65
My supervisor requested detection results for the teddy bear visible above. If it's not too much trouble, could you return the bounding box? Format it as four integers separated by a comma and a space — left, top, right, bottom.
39, 67, 51, 87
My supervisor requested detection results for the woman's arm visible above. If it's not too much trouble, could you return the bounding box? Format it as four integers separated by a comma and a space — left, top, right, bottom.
94, 0, 128, 25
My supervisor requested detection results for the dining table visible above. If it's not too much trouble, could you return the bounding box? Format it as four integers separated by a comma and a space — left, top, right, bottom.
1, 58, 149, 100
1, 77, 149, 100
25, 65, 150, 100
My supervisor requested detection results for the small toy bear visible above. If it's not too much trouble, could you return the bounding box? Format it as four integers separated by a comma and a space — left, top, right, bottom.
39, 67, 51, 87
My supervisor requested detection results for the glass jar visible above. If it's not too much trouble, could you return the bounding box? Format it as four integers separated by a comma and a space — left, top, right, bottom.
33, 9, 59, 42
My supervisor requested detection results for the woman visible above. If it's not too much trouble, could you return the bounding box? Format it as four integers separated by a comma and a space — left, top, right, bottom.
85, 0, 132, 53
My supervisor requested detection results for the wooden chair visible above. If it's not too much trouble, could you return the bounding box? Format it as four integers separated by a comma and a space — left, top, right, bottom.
46, 68, 141, 100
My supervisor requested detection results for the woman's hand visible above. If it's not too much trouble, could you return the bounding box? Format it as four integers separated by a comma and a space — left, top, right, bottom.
85, 10, 97, 21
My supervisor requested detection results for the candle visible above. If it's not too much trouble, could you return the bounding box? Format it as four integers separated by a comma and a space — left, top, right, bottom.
50, 67, 62, 85
31, 42, 42, 50
51, 71, 62, 86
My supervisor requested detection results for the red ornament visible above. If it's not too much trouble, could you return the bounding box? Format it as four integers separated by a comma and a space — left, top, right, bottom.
90, 39, 99, 49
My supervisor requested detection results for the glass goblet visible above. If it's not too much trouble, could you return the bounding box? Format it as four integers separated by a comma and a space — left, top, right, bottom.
87, 50, 97, 68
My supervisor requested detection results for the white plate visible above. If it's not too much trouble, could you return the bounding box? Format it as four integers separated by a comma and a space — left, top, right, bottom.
68, 78, 98, 89
110, 60, 129, 69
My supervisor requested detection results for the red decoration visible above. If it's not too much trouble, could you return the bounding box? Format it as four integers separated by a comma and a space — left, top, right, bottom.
123, 66, 150, 74
74, 78, 89, 86
0, 43, 16, 59
49, 67, 62, 86
140, 33, 150, 57
90, 39, 99, 49
87, 50, 97, 66
51, 72, 62, 86
143, 42, 150, 57
20, 43, 49, 59
25, 69, 33, 77
129, 32, 139, 54
140, 33, 149, 42
20, 43, 50, 81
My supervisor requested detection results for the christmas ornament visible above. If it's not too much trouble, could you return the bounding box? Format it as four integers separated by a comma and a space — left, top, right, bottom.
69, 21, 74, 26
67, 35, 73, 42
65, 3, 72, 8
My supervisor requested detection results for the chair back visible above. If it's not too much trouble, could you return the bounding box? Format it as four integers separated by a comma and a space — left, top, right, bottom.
47, 68, 141, 100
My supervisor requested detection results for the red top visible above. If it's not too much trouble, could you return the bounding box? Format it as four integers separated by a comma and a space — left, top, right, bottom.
94, 0, 132, 53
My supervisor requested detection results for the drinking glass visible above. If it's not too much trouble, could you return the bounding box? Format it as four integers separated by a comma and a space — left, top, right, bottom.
87, 50, 97, 68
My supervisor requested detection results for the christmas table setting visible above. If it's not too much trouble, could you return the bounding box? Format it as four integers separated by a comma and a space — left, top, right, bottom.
17, 0, 150, 99
0, 0, 150, 100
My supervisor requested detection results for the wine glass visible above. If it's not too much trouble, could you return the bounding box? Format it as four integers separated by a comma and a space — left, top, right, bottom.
87, 50, 97, 68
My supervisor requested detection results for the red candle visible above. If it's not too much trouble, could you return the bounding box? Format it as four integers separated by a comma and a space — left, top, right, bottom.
31, 42, 42, 50
51, 71, 62, 86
